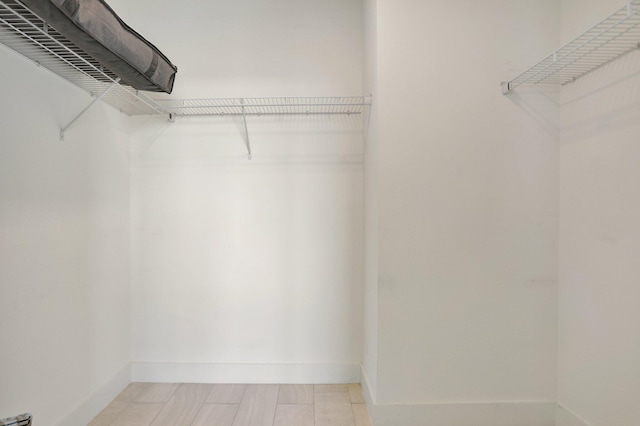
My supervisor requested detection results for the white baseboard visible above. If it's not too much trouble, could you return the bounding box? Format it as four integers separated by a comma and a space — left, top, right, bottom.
131, 362, 360, 384
373, 401, 556, 426
359, 365, 554, 426
360, 365, 376, 422
556, 404, 590, 426
54, 363, 131, 426
49, 361, 561, 426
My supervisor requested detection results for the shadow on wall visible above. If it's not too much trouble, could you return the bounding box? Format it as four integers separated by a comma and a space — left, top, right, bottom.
504, 50, 640, 144
505, 86, 560, 138
559, 50, 640, 145
128, 114, 366, 164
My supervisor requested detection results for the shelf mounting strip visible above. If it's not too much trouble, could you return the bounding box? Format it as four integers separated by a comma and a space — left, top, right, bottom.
502, 0, 640, 94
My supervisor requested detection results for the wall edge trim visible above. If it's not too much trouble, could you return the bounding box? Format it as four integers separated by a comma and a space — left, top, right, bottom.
360, 365, 376, 422
372, 400, 556, 426
130, 362, 360, 384
54, 363, 131, 426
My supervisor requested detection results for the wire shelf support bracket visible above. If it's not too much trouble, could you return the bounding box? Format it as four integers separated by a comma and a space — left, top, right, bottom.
502, 0, 640, 94
240, 99, 252, 160
60, 77, 120, 141
160, 96, 372, 160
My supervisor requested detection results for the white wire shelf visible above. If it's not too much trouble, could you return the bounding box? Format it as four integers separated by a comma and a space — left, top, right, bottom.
0, 0, 164, 116
155, 97, 371, 117
0, 0, 371, 120
503, 0, 640, 94
0, 0, 371, 157
156, 97, 371, 160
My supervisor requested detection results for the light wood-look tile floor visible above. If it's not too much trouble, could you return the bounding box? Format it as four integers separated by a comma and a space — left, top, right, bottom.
89, 383, 372, 426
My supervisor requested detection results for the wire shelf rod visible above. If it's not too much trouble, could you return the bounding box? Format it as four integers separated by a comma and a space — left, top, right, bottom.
162, 112, 364, 117
162, 103, 367, 109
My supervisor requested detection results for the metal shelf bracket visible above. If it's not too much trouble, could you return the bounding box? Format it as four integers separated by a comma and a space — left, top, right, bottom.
501, 81, 512, 95
240, 100, 252, 160
60, 78, 120, 141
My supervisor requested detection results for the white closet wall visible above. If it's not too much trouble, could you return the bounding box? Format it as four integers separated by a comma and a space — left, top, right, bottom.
122, 0, 366, 383
558, 1, 640, 425
362, 0, 380, 405
363, 1, 560, 424
0, 48, 131, 425
4, 0, 637, 424
112, 0, 363, 99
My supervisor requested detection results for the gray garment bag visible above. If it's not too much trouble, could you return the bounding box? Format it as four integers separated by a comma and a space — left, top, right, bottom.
20, 0, 178, 93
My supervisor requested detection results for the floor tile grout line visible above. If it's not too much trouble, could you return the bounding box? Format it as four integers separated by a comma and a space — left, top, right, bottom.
147, 391, 168, 426
351, 403, 357, 426
168, 382, 180, 399
277, 402, 315, 404
187, 384, 212, 426
203, 383, 218, 406
312, 385, 316, 426
98, 383, 368, 426
104, 400, 128, 426
107, 384, 150, 426
147, 383, 182, 426
270, 384, 280, 426
229, 384, 249, 426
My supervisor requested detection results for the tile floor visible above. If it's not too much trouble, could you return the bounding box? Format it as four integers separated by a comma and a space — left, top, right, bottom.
89, 383, 372, 426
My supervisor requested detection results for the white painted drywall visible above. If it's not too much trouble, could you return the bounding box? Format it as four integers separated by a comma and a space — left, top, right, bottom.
126, 0, 365, 382
362, 0, 379, 404
559, 0, 626, 45
557, 1, 640, 425
113, 0, 363, 100
0, 47, 131, 425
372, 0, 560, 418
